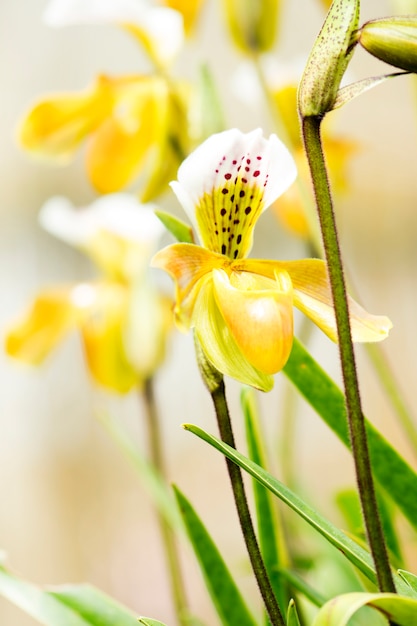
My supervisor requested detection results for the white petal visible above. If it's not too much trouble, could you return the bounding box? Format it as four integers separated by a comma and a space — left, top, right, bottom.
140, 8, 184, 66
170, 128, 297, 233
39, 194, 163, 247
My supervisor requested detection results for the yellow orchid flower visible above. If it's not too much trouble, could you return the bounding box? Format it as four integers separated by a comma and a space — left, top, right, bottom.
19, 73, 189, 199
5, 195, 172, 393
162, 0, 206, 36
152, 129, 391, 392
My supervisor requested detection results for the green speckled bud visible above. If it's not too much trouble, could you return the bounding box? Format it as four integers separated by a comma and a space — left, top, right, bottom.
359, 16, 417, 73
298, 0, 360, 117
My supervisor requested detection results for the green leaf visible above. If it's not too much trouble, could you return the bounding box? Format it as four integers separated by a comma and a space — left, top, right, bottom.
97, 411, 182, 531
398, 569, 417, 593
139, 619, 167, 626
287, 599, 302, 626
312, 591, 417, 626
283, 339, 417, 531
173, 486, 258, 626
241, 387, 290, 615
0, 565, 137, 626
183, 424, 415, 599
332, 72, 407, 109
154, 210, 194, 243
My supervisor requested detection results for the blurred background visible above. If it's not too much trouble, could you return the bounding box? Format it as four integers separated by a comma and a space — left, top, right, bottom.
1, 0, 417, 624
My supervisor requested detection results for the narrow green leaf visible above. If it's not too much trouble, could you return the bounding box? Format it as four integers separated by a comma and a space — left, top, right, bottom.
49, 584, 139, 626
287, 599, 302, 626
398, 569, 417, 593
183, 425, 414, 599
97, 411, 182, 531
0, 565, 137, 626
139, 619, 167, 626
173, 486, 258, 626
278, 569, 327, 608
283, 339, 417, 531
154, 210, 194, 244
241, 387, 290, 615
312, 591, 417, 626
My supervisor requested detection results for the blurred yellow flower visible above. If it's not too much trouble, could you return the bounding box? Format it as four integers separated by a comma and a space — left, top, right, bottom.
163, 0, 206, 35
19, 0, 191, 200
5, 195, 172, 393
222, 0, 281, 54
271, 83, 358, 238
152, 129, 391, 391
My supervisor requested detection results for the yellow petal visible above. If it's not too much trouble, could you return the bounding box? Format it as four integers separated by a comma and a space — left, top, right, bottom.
18, 76, 114, 162
5, 286, 81, 363
213, 268, 294, 374
194, 278, 273, 391
79, 284, 139, 393
86, 77, 164, 192
163, 0, 206, 35
238, 258, 392, 343
151, 243, 226, 330
223, 0, 281, 54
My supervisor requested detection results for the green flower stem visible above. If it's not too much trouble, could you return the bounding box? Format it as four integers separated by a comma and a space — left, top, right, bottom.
301, 115, 396, 594
211, 379, 285, 626
142, 378, 189, 625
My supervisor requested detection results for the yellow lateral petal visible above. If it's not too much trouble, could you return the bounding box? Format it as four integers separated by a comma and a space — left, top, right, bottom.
213, 268, 294, 374
5, 286, 83, 364
18, 77, 113, 161
151, 243, 226, 330
238, 258, 392, 343
194, 278, 273, 391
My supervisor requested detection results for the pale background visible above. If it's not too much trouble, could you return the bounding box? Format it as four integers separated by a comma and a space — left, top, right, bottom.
1, 0, 417, 624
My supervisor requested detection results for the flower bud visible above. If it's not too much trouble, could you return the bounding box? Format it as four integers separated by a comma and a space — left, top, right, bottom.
298, 0, 360, 117
359, 16, 417, 73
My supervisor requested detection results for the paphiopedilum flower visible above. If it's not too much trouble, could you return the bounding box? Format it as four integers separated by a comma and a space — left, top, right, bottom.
6, 195, 172, 393
152, 129, 391, 391
19, 1, 191, 199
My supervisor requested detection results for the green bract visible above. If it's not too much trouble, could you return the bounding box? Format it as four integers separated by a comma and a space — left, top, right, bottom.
359, 16, 417, 72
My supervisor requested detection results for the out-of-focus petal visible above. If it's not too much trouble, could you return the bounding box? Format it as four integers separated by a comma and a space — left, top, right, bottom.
193, 279, 274, 391
86, 80, 161, 192
79, 283, 139, 392
222, 0, 281, 54
213, 268, 294, 374
4, 285, 92, 364
125, 279, 173, 380
239, 258, 392, 343
170, 128, 296, 258
151, 243, 225, 329
164, 0, 206, 35
39, 194, 162, 280
124, 8, 184, 67
18, 77, 113, 162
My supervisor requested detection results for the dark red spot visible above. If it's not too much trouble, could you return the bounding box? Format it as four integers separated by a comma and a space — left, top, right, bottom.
234, 249, 239, 259
232, 159, 237, 165
225, 173, 232, 180
215, 230, 218, 235
246, 158, 251, 164
222, 155, 226, 160
222, 227, 226, 232
237, 166, 241, 172
245, 207, 252, 215
234, 219, 240, 224
237, 234, 242, 244
245, 166, 250, 172
257, 155, 262, 160
222, 244, 226, 254
253, 170, 260, 177
239, 190, 245, 197
242, 178, 247, 183
220, 208, 227, 216
222, 188, 228, 194
230, 194, 234, 202
215, 169, 219, 173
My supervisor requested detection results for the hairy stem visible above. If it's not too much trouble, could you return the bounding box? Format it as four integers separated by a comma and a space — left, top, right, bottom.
301, 115, 396, 594
211, 379, 285, 626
